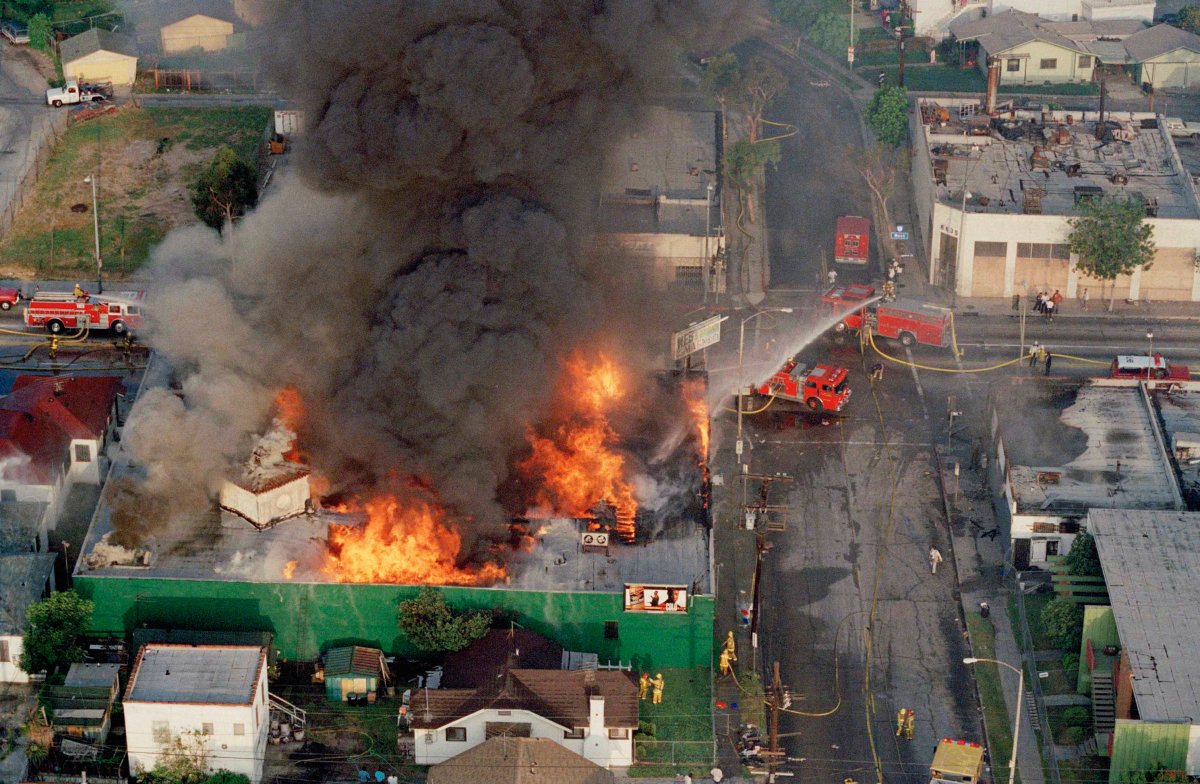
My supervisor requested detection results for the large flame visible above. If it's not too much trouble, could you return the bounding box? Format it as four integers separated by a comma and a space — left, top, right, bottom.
520, 352, 639, 542
324, 495, 506, 585
273, 386, 306, 463
683, 377, 709, 460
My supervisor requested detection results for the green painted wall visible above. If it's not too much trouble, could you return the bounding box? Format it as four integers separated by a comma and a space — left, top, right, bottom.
73, 576, 713, 671
1078, 605, 1120, 693
1109, 720, 1190, 784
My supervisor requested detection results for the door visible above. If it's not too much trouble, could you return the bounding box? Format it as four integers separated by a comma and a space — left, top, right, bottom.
1012, 538, 1031, 570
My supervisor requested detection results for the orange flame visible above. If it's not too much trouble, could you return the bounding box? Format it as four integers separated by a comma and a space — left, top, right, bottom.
324, 496, 506, 585
520, 353, 638, 541
683, 378, 709, 460
282, 560, 297, 580
274, 386, 306, 464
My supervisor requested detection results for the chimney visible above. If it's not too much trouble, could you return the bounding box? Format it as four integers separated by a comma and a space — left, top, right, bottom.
588, 693, 604, 736
985, 57, 1000, 115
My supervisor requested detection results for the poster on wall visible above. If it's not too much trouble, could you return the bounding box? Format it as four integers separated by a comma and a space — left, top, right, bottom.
624, 584, 688, 613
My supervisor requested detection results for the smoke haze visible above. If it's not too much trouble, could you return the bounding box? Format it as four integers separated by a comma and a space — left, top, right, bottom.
122, 0, 749, 551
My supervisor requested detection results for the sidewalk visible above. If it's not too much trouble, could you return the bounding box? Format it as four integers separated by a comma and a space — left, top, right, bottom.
955, 295, 1200, 324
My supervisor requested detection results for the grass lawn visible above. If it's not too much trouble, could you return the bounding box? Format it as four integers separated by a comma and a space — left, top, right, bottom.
629, 667, 713, 778
0, 105, 270, 279
1035, 660, 1077, 696
999, 83, 1099, 96
277, 683, 399, 756
965, 611, 1020, 784
1060, 755, 1110, 784
859, 65, 986, 92
1018, 593, 1059, 651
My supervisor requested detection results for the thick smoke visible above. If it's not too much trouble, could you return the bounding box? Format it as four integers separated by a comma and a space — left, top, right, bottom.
122, 0, 749, 550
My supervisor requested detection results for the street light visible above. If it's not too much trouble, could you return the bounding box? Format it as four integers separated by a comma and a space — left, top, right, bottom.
83, 174, 102, 293
737, 308, 794, 465
1146, 330, 1154, 357
963, 656, 1023, 784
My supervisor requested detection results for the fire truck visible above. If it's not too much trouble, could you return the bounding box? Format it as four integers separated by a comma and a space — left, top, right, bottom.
1110, 354, 1190, 381
823, 283, 952, 348
835, 215, 871, 265
929, 738, 986, 784
24, 291, 144, 335
755, 359, 852, 412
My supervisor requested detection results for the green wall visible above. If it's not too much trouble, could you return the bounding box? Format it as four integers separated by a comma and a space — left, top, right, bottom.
74, 576, 713, 671
1078, 605, 1120, 693
1109, 720, 1190, 784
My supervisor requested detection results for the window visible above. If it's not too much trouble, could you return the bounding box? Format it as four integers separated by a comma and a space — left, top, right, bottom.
974, 241, 1007, 258
0, 640, 8, 662
1017, 243, 1070, 260
0, 489, 14, 502
1007, 59, 1020, 72
446, 727, 467, 742
673, 265, 702, 286
564, 728, 585, 739
609, 728, 630, 739
1046, 540, 1060, 557
74, 444, 91, 463
1078, 55, 1092, 68
151, 721, 171, 743
233, 723, 245, 736
604, 621, 619, 639
201, 723, 213, 735
1039, 58, 1057, 70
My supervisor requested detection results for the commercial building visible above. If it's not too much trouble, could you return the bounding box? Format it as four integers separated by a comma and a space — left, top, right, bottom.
912, 98, 1200, 301
124, 644, 270, 784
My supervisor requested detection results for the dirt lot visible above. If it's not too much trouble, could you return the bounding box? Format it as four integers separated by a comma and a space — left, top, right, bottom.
0, 104, 270, 279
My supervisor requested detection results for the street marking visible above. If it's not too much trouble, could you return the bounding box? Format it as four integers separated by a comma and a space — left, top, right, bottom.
906, 346, 929, 421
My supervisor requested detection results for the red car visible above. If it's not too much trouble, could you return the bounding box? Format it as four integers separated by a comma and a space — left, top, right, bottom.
0, 287, 21, 311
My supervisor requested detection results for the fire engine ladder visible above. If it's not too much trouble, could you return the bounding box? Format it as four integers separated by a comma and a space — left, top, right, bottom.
269, 694, 306, 732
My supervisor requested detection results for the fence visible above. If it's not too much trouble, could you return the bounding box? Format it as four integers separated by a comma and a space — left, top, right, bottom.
0, 109, 68, 244
146, 67, 262, 93
634, 738, 716, 766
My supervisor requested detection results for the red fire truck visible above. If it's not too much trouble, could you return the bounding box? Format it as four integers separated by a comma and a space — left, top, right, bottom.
756, 359, 852, 412
835, 215, 871, 265
1110, 354, 1190, 381
823, 284, 952, 348
24, 291, 144, 335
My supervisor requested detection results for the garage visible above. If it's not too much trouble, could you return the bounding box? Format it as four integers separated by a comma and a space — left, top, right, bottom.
1125, 25, 1200, 91
60, 28, 138, 87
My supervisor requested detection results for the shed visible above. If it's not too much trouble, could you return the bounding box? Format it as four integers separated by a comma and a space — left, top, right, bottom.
1124, 25, 1200, 89
45, 662, 122, 743
159, 0, 238, 53
322, 645, 389, 702
60, 29, 138, 86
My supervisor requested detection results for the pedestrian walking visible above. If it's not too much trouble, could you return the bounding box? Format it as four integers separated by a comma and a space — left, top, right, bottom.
828, 268, 838, 286
1082, 287, 1090, 310
1028, 341, 1041, 368
1044, 351, 1053, 376
929, 546, 943, 574
1044, 298, 1055, 321
904, 710, 915, 740
896, 708, 906, 737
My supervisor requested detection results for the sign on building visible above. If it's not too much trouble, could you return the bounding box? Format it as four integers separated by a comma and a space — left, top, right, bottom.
671, 315, 723, 361
624, 584, 689, 613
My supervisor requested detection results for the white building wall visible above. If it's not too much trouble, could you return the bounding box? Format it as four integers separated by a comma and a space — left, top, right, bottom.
0, 634, 29, 683
67, 437, 103, 484
988, 41, 1096, 85
414, 708, 633, 768
125, 667, 269, 783
991, 0, 1080, 20
1082, 1, 1154, 22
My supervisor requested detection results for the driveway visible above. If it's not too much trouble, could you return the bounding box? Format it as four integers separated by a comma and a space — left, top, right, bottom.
0, 41, 61, 241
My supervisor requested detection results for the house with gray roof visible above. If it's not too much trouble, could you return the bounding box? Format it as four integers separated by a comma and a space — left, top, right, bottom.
1123, 24, 1200, 89
0, 551, 57, 683
59, 28, 138, 86
952, 11, 1101, 85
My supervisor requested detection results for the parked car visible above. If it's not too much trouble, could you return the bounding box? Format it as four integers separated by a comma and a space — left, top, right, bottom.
0, 287, 19, 310
1, 21, 29, 45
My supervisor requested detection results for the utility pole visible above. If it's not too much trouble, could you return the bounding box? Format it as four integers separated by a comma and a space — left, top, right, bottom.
765, 661, 792, 782
742, 473, 791, 672
897, 0, 909, 88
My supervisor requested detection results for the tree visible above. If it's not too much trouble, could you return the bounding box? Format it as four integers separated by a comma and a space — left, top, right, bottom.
855, 143, 904, 261
808, 12, 850, 59
20, 590, 93, 676
766, 0, 817, 28
9, 0, 53, 20
398, 587, 490, 653
1178, 6, 1200, 34
27, 13, 51, 53
739, 57, 786, 143
867, 85, 909, 147
1067, 195, 1155, 312
1062, 531, 1102, 578
723, 139, 781, 190
701, 52, 740, 101
190, 147, 258, 234
1040, 597, 1084, 651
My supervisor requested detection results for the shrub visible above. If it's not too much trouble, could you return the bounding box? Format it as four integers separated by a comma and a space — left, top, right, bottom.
1040, 598, 1084, 651
1063, 706, 1092, 728
1062, 652, 1080, 678
1064, 725, 1087, 745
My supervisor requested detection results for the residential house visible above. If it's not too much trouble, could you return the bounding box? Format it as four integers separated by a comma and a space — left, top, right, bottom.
60, 29, 139, 86
1124, 24, 1200, 89
158, 0, 238, 53
321, 645, 388, 702
124, 644, 269, 784
427, 737, 615, 784
0, 552, 57, 682
0, 376, 124, 528
409, 668, 638, 769
952, 11, 1100, 85
1077, 510, 1200, 780
46, 662, 122, 744
989, 0, 1153, 24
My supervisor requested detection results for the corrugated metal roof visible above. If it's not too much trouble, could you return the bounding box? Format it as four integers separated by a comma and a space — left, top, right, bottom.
1090, 510, 1200, 721
323, 645, 384, 678
1109, 719, 1189, 784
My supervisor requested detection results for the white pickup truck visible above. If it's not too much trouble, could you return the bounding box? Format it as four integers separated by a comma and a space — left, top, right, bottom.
1164, 117, 1200, 140
45, 79, 112, 107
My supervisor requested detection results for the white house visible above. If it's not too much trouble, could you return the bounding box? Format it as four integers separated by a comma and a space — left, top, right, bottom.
409, 669, 638, 769
124, 645, 269, 784
0, 552, 56, 683
1125, 24, 1200, 90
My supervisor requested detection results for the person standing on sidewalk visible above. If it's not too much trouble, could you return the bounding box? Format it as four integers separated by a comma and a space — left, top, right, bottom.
929, 546, 943, 574
1050, 288, 1063, 312
1028, 341, 1041, 369
1044, 297, 1055, 321
1082, 287, 1090, 310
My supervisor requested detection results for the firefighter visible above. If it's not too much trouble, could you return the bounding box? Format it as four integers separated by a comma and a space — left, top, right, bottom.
719, 648, 732, 676
904, 709, 915, 740
651, 673, 665, 704
723, 631, 737, 663
882, 279, 896, 301
73, 283, 83, 299
895, 708, 906, 737
639, 672, 651, 700
48, 335, 59, 360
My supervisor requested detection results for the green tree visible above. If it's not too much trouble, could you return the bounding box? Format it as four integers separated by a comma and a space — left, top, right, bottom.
934, 34, 963, 67
701, 52, 740, 100
9, 0, 52, 20
20, 590, 93, 676
866, 85, 909, 147
722, 138, 782, 189
1178, 6, 1200, 34
1063, 531, 1102, 577
398, 587, 490, 653
767, 0, 818, 28
1067, 195, 1155, 312
27, 13, 51, 53
1040, 597, 1084, 651
190, 147, 258, 234
808, 12, 850, 59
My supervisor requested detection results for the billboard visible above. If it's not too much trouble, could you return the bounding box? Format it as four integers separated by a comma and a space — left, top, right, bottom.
624, 584, 689, 613
671, 315, 723, 360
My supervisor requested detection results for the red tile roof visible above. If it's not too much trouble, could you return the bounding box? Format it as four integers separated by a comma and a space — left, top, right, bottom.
0, 376, 123, 484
